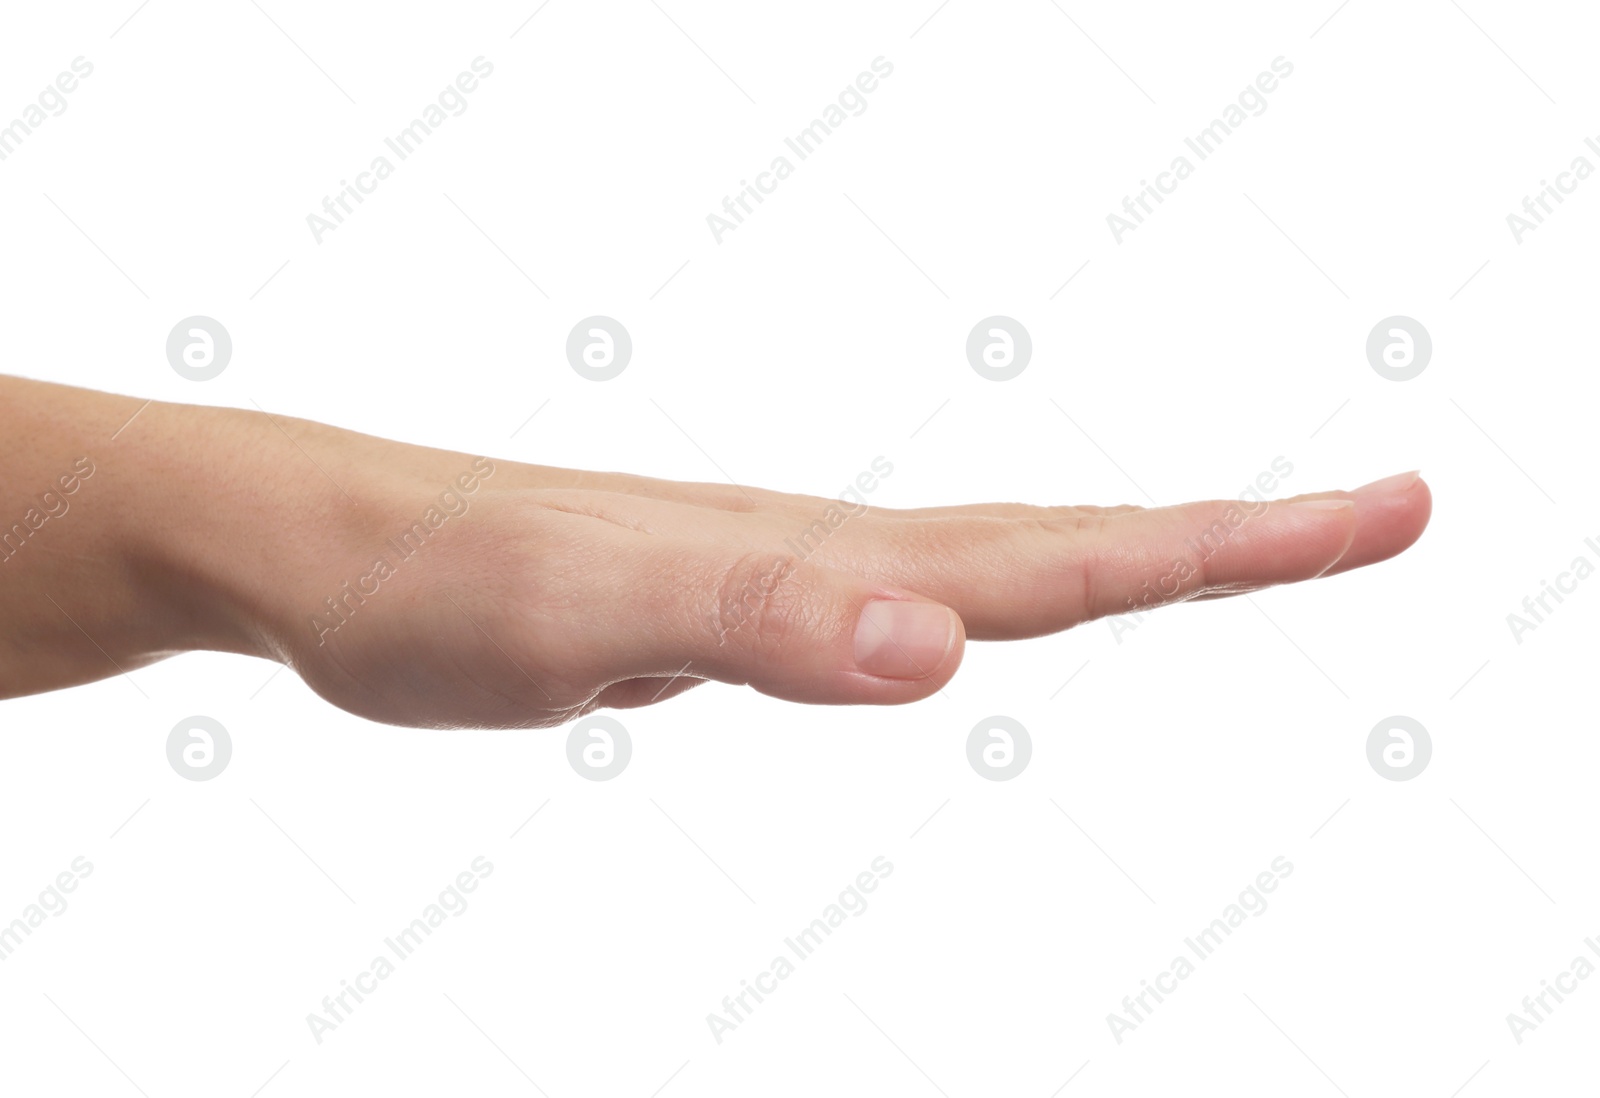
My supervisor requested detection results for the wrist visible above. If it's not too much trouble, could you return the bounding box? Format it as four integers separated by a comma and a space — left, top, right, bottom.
114, 399, 370, 665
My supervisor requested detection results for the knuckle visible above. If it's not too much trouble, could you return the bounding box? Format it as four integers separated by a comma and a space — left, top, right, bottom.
711, 553, 805, 655
1033, 510, 1113, 537
1022, 513, 1112, 620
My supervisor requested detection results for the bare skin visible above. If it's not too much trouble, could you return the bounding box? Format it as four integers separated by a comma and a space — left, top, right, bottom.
0, 377, 1431, 728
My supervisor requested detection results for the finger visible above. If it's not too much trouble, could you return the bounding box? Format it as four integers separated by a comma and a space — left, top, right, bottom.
1279, 470, 1431, 577
1184, 471, 1430, 600
577, 539, 965, 705
818, 493, 1366, 639
506, 460, 1144, 523
864, 502, 1145, 520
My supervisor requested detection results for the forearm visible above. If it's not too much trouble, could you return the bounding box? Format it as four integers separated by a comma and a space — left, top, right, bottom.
0, 377, 354, 696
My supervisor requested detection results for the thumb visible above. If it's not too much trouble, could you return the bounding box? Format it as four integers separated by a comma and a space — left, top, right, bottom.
597, 547, 965, 705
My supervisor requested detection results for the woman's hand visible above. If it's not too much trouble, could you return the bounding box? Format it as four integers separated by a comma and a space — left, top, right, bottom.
0, 379, 1430, 727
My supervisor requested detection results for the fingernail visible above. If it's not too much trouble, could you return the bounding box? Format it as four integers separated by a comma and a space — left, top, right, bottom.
1291, 499, 1356, 511
855, 600, 955, 680
1354, 470, 1420, 495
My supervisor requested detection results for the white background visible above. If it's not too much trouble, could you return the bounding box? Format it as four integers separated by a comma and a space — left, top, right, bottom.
1, 1, 1595, 1094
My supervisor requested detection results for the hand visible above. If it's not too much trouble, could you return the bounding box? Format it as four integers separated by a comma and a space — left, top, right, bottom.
0, 379, 1430, 728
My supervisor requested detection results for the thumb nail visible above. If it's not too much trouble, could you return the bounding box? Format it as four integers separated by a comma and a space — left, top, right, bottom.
854, 600, 956, 680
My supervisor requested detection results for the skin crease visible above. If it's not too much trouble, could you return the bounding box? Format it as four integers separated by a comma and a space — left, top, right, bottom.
0, 377, 1432, 729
